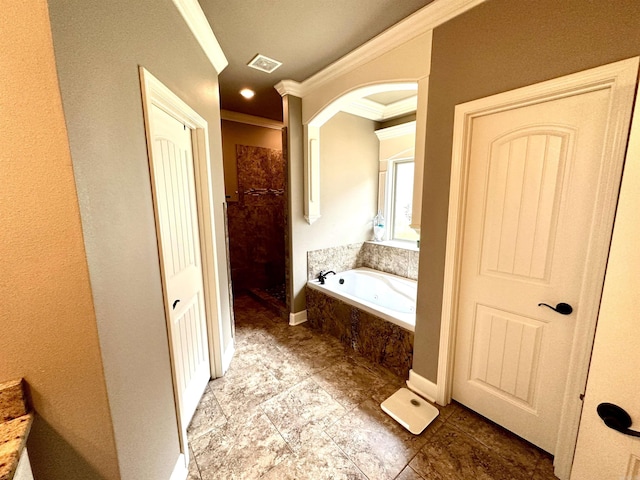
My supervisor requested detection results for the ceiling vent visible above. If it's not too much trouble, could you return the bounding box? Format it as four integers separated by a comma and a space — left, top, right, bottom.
247, 54, 282, 74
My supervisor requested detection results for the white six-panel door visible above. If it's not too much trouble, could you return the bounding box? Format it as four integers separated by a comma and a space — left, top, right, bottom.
148, 104, 211, 433
452, 86, 620, 454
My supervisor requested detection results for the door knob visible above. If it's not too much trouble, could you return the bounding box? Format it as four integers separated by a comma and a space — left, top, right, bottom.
538, 302, 573, 315
597, 403, 640, 437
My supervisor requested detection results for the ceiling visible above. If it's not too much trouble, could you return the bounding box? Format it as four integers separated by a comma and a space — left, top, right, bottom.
199, 0, 435, 121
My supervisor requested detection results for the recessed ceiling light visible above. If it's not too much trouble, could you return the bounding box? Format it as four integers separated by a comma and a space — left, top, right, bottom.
247, 54, 282, 74
240, 88, 255, 99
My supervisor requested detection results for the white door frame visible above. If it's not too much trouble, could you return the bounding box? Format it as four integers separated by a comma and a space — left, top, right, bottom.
139, 67, 226, 465
437, 57, 638, 478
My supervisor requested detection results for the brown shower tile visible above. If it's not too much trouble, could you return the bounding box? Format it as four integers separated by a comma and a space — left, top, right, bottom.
186, 385, 227, 441
312, 356, 388, 409
262, 424, 366, 480
261, 377, 347, 449
191, 409, 290, 480
448, 405, 543, 475
325, 398, 440, 480
409, 423, 530, 480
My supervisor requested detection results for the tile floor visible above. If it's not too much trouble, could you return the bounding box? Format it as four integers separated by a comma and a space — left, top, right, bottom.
187, 294, 558, 480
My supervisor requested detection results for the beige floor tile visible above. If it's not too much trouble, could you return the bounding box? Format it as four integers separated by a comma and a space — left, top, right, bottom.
312, 356, 389, 409
396, 465, 425, 480
261, 425, 366, 480
409, 423, 531, 480
261, 377, 347, 449
186, 385, 227, 441
325, 398, 440, 480
448, 404, 544, 475
191, 409, 291, 480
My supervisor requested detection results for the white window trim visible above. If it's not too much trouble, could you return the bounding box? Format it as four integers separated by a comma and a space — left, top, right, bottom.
384, 157, 418, 243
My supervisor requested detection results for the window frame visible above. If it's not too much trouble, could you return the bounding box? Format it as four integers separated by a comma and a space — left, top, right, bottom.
384, 156, 418, 242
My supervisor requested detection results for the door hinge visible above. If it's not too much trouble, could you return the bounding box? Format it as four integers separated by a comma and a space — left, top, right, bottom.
579, 393, 585, 401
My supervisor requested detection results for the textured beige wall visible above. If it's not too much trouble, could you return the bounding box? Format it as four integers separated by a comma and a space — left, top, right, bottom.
47, 0, 232, 478
414, 0, 640, 381
0, 1, 120, 478
221, 120, 283, 202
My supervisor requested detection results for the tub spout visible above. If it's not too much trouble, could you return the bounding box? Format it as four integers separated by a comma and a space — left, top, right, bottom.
318, 270, 336, 285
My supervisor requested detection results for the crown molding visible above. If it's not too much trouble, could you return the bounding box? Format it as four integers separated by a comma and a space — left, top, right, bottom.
340, 95, 418, 121
273, 0, 484, 98
341, 98, 386, 121
375, 121, 417, 140
274, 79, 304, 97
220, 110, 284, 130
382, 96, 418, 120
171, 0, 228, 74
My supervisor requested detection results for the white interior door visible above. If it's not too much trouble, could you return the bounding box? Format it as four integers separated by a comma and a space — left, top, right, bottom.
570, 90, 640, 480
452, 83, 629, 453
148, 104, 211, 433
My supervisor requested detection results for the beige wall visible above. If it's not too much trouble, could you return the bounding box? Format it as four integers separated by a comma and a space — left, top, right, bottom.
47, 0, 232, 478
0, 1, 119, 478
287, 112, 379, 311
221, 120, 283, 202
414, 0, 640, 381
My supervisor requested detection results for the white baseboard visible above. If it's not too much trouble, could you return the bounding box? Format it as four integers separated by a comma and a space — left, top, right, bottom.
406, 369, 437, 403
289, 310, 308, 326
221, 340, 235, 373
169, 453, 188, 480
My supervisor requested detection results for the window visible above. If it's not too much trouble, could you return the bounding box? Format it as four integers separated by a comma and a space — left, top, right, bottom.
387, 159, 419, 242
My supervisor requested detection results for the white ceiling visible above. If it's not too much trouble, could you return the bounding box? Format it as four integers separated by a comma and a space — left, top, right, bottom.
199, 0, 434, 121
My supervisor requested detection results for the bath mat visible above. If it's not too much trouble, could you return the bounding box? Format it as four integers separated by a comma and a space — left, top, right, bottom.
381, 388, 439, 435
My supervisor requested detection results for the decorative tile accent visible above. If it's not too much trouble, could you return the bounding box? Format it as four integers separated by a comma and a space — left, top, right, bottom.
306, 288, 413, 378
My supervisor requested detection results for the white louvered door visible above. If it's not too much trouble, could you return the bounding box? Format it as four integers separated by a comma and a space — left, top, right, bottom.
149, 104, 210, 431
452, 87, 614, 453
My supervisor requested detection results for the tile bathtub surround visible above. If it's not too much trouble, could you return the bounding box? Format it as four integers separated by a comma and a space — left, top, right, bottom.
0, 379, 33, 480
186, 295, 558, 480
306, 287, 414, 378
307, 242, 364, 281
360, 241, 419, 280
307, 241, 419, 282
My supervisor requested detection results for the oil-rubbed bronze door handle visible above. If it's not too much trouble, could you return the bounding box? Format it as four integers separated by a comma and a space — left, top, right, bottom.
538, 302, 573, 315
597, 403, 640, 437
172, 299, 181, 310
